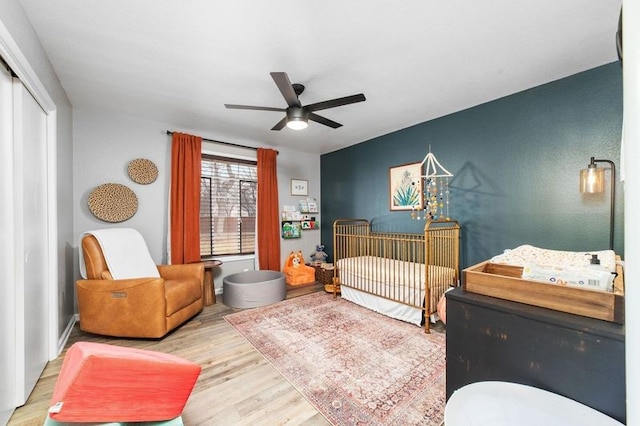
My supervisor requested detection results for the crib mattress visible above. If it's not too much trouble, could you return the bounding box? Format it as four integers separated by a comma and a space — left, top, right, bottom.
341, 280, 423, 326
337, 256, 456, 326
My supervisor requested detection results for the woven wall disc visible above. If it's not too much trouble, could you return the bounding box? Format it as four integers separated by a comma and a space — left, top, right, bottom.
88, 183, 138, 223
127, 158, 158, 184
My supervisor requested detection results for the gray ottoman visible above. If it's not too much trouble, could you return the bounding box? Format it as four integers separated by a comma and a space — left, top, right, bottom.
222, 270, 287, 308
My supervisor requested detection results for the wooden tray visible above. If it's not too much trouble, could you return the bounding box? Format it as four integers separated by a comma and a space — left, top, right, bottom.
463, 259, 624, 323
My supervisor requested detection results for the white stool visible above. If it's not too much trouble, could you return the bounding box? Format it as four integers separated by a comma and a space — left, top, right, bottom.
445, 381, 623, 426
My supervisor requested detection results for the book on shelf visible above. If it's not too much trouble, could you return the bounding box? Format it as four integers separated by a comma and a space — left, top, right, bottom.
307, 199, 318, 212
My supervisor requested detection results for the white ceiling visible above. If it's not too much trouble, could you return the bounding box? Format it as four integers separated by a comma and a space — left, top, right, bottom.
19, 0, 621, 154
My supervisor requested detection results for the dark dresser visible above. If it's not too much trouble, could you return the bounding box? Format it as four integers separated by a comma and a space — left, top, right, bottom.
445, 287, 625, 424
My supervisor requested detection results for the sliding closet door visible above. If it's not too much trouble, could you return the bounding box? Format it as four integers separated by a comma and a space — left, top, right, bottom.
0, 25, 57, 423
0, 61, 17, 422
13, 78, 49, 404
0, 70, 49, 422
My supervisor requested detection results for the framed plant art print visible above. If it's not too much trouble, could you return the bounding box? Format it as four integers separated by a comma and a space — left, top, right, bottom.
389, 162, 423, 211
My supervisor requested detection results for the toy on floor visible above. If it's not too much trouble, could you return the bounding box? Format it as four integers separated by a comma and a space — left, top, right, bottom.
46, 342, 201, 425
283, 250, 316, 286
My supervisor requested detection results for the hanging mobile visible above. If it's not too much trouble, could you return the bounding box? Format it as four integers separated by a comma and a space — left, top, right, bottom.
416, 146, 454, 221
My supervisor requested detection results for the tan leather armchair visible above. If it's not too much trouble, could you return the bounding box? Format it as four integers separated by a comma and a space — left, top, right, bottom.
76, 234, 204, 338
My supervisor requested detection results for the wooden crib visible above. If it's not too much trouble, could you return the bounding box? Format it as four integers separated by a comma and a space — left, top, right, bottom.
332, 218, 460, 332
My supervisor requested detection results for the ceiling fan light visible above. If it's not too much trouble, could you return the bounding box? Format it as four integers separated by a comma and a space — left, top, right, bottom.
286, 107, 308, 130
286, 118, 308, 130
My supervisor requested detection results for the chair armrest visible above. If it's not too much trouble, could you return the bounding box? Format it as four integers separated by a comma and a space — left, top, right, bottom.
158, 263, 204, 282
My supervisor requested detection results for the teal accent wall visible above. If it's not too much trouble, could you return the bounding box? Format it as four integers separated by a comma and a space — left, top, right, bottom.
321, 63, 623, 268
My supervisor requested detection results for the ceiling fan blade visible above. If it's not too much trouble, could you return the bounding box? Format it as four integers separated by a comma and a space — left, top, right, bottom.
225, 104, 285, 112
270, 72, 301, 108
308, 112, 342, 129
271, 116, 288, 131
305, 93, 366, 112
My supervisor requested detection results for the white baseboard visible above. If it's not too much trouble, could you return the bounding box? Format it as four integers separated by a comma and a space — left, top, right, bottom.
55, 315, 77, 357
0, 408, 14, 426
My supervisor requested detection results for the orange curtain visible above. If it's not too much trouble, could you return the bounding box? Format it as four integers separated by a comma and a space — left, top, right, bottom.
257, 148, 281, 270
170, 132, 202, 264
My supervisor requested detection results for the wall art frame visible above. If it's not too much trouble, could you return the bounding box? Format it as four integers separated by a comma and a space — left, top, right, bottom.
389, 162, 423, 211
290, 179, 308, 196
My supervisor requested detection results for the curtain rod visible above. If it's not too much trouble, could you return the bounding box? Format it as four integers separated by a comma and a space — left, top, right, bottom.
166, 131, 258, 151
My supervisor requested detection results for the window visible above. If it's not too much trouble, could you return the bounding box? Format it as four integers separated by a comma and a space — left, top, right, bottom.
200, 154, 257, 257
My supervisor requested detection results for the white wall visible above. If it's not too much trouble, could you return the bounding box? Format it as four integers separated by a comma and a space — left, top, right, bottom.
276, 145, 324, 267
623, 2, 639, 423
73, 109, 172, 262
73, 107, 321, 293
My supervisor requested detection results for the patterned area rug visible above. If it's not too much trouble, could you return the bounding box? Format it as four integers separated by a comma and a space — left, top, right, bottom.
224, 292, 446, 425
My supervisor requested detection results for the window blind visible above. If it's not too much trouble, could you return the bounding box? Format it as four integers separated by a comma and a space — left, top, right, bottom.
200, 155, 257, 257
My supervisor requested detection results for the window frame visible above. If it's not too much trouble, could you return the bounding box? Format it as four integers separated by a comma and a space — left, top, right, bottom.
199, 153, 257, 259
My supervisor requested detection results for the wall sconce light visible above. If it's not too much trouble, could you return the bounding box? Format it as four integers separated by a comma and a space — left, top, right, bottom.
580, 157, 616, 250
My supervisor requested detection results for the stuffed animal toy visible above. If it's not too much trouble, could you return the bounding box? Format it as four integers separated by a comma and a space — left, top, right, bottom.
309, 244, 328, 264
291, 252, 302, 267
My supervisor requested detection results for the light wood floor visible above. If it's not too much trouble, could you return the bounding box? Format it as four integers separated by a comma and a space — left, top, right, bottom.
9, 284, 331, 426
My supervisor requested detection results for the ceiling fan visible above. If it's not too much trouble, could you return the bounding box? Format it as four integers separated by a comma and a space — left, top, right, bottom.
224, 72, 366, 130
